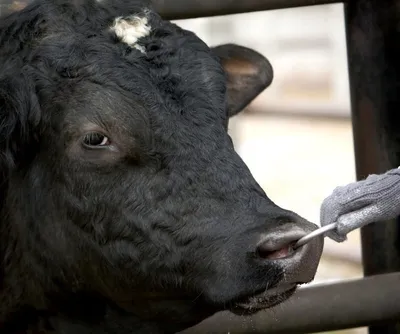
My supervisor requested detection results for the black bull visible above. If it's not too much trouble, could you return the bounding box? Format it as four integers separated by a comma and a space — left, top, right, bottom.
0, 0, 324, 333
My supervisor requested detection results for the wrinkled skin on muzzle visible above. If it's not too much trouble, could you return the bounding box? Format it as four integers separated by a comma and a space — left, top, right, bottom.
0, 1, 324, 333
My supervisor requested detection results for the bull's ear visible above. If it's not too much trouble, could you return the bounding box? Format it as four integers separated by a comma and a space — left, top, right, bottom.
211, 43, 273, 117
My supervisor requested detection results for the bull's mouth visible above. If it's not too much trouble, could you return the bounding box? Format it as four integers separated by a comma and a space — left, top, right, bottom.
230, 283, 297, 315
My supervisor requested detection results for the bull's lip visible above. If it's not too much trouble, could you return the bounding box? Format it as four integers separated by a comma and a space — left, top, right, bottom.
230, 283, 297, 315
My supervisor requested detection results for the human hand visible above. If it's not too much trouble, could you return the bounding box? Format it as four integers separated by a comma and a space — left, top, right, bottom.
320, 168, 400, 242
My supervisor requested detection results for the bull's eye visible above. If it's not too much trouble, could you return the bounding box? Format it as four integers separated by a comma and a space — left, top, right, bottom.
82, 132, 110, 148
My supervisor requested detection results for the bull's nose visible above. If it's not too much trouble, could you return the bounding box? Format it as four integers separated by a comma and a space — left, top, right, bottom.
256, 222, 324, 284
256, 229, 305, 260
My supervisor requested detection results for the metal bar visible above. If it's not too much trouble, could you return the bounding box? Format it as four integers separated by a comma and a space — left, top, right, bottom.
152, 0, 343, 20
181, 272, 400, 334
344, 0, 400, 332
0, 0, 344, 19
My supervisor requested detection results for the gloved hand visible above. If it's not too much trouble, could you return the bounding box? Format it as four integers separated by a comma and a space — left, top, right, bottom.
320, 167, 400, 242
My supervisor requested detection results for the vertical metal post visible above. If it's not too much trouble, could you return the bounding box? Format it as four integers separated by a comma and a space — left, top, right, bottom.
344, 0, 400, 333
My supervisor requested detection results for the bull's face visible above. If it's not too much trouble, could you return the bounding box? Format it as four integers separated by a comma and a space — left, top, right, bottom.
0, 2, 323, 333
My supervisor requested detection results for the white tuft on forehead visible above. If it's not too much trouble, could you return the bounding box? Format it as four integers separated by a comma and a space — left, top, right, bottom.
110, 12, 151, 53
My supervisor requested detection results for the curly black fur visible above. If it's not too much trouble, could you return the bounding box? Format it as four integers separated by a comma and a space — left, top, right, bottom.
0, 1, 314, 333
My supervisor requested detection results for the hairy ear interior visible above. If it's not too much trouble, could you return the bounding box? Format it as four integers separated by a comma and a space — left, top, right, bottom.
211, 43, 273, 117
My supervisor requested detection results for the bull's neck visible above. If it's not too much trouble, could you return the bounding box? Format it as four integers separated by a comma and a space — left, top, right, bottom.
0, 274, 202, 334
0, 307, 192, 334
47, 310, 189, 334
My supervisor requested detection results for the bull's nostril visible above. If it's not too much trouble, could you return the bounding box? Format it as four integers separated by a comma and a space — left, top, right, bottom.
256, 227, 310, 260
256, 242, 295, 260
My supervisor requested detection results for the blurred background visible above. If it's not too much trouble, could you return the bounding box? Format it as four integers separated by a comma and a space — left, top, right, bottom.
0, 2, 365, 333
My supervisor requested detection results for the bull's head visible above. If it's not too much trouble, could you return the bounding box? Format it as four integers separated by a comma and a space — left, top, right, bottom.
0, 1, 323, 333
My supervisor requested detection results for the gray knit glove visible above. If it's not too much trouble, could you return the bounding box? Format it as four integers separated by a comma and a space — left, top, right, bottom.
320, 167, 400, 242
